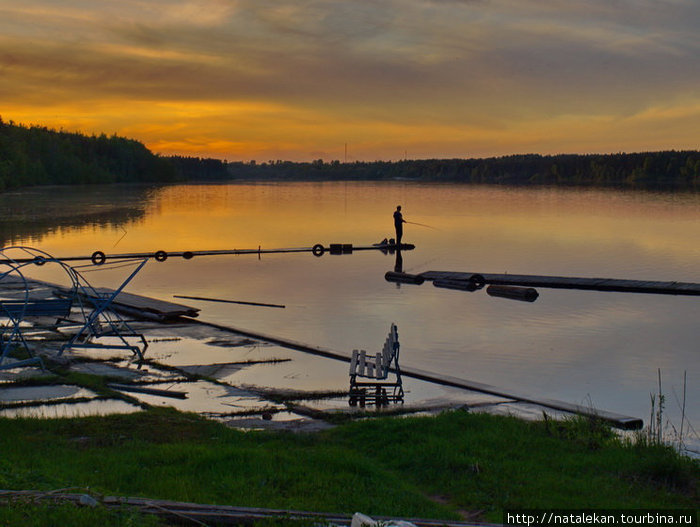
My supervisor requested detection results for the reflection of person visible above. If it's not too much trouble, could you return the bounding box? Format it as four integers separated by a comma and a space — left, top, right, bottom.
394, 249, 403, 272
393, 205, 406, 245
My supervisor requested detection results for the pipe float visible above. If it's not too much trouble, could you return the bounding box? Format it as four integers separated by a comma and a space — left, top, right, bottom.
433, 279, 478, 292
384, 272, 425, 285
486, 284, 539, 302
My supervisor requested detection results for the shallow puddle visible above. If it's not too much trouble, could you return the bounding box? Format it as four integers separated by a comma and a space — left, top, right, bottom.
110, 379, 284, 416
0, 384, 96, 402
223, 413, 337, 432
70, 361, 153, 381
142, 336, 289, 367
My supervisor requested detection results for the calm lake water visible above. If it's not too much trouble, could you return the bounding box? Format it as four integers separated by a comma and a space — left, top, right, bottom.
2, 181, 699, 449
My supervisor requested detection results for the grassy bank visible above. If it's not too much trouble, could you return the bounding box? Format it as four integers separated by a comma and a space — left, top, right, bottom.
0, 408, 697, 526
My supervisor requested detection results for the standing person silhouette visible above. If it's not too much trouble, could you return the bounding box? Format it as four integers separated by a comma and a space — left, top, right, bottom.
393, 205, 406, 245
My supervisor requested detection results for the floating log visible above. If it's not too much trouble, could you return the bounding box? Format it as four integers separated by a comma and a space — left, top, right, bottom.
384, 272, 425, 285
487, 285, 539, 302
421, 271, 700, 296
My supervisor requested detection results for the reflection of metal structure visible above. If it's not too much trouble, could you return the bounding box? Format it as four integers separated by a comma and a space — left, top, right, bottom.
348, 323, 404, 407
0, 247, 148, 370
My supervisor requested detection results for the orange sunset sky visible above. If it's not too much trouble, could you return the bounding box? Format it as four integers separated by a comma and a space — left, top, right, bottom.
1, 0, 698, 162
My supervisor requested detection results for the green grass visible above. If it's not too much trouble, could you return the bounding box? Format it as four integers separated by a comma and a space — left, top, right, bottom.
0, 408, 696, 526
0, 502, 162, 527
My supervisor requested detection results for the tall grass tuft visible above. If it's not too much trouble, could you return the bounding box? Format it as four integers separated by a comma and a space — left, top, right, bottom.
641, 369, 697, 456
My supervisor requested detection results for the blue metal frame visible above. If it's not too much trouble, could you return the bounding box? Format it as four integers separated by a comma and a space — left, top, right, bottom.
0, 247, 82, 370
1, 246, 149, 370
58, 258, 149, 360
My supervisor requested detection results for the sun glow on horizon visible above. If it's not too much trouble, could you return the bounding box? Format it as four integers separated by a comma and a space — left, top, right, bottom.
1, 0, 698, 161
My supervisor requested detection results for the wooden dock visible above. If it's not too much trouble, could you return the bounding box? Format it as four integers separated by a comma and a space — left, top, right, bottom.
420, 271, 700, 296
88, 288, 200, 320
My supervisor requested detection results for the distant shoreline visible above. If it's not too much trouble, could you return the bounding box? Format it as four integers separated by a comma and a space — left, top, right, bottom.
222, 152, 700, 191
2, 119, 699, 192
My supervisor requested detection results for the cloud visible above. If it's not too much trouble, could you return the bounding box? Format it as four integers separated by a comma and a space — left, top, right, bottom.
1, 0, 698, 160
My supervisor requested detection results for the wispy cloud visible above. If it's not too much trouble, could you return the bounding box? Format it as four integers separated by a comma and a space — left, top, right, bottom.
1, 0, 698, 160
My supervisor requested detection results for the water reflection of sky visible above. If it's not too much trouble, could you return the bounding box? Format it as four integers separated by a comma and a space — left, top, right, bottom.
4, 182, 700, 449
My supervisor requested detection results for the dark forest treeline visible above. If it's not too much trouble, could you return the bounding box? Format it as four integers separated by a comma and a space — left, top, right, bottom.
228, 152, 700, 189
167, 155, 231, 181
0, 118, 183, 191
0, 119, 229, 191
1, 118, 699, 191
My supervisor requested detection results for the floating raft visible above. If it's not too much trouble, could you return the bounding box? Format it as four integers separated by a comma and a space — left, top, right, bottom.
420, 271, 700, 296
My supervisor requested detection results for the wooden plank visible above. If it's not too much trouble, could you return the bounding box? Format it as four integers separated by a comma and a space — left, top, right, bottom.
421, 271, 700, 296
366, 358, 375, 378
349, 350, 358, 375
376, 352, 384, 379
385, 342, 394, 364
395, 366, 643, 430
390, 324, 399, 349
91, 288, 200, 318
357, 350, 367, 377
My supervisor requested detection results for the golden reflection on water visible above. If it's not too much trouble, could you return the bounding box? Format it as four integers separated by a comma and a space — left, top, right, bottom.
141, 183, 700, 272
4, 183, 699, 274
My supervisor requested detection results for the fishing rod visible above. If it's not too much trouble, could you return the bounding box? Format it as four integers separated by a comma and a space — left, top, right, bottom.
404, 221, 437, 230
